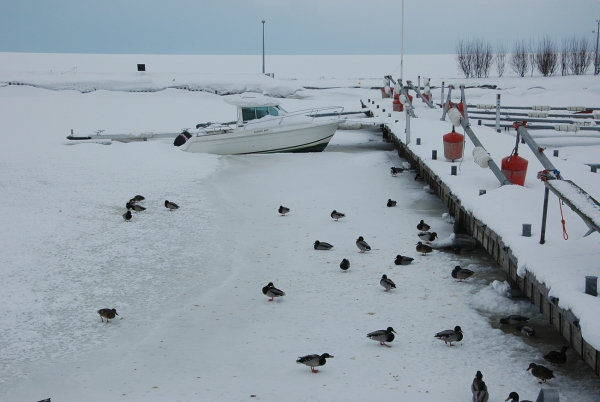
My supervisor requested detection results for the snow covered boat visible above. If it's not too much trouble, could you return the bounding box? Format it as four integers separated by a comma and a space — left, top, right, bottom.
179, 95, 343, 155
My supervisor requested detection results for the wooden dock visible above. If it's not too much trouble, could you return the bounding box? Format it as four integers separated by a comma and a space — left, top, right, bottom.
386, 126, 600, 377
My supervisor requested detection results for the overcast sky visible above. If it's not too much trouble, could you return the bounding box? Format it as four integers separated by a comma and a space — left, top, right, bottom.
1, 0, 598, 55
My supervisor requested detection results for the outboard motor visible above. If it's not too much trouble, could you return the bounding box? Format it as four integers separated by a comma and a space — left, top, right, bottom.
173, 130, 192, 147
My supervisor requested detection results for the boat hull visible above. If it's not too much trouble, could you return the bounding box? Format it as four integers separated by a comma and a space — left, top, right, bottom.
181, 120, 340, 155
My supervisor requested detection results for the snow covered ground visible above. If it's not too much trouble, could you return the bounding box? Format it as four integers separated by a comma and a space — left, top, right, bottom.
0, 53, 599, 401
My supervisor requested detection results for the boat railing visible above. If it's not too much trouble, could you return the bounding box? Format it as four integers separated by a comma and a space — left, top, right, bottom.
240, 106, 344, 130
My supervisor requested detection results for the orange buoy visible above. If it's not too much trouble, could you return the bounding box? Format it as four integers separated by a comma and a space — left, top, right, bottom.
457, 102, 467, 117
393, 93, 403, 112
443, 128, 464, 161
501, 153, 528, 186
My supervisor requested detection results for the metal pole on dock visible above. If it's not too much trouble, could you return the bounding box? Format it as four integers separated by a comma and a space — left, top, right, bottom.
262, 20, 266, 74
440, 82, 445, 112
400, 0, 404, 83
406, 106, 411, 144
495, 94, 501, 133
540, 187, 550, 244
440, 85, 453, 121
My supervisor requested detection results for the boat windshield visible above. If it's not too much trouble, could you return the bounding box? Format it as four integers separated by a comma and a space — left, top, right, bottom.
241, 106, 287, 122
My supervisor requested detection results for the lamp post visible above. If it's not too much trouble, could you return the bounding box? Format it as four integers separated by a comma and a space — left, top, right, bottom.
594, 19, 600, 75
262, 20, 265, 74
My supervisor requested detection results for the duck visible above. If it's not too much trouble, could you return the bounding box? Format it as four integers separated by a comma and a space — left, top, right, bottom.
387, 199, 397, 207
452, 266, 474, 281
296, 353, 334, 373
331, 210, 345, 221
518, 325, 535, 337
526, 363, 554, 383
417, 219, 430, 232
165, 200, 179, 211
471, 370, 483, 394
499, 315, 530, 326
278, 205, 290, 216
380, 274, 396, 291
394, 254, 414, 265
416, 242, 433, 255
314, 240, 333, 250
123, 210, 132, 222
262, 282, 285, 302
132, 195, 145, 202
340, 258, 350, 272
474, 381, 489, 402
418, 232, 438, 242
390, 167, 404, 176
415, 173, 424, 182
356, 236, 371, 253
505, 391, 533, 402
434, 325, 463, 346
543, 345, 569, 365
126, 202, 146, 212
367, 327, 397, 347
98, 308, 118, 323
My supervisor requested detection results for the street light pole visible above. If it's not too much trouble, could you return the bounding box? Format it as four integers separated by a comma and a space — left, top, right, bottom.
262, 20, 265, 74
594, 19, 600, 75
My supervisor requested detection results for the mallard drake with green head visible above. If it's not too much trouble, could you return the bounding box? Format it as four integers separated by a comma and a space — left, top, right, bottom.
387, 199, 397, 207
98, 308, 118, 323
380, 274, 396, 291
526, 363, 554, 383
451, 266, 474, 281
499, 315, 529, 326
435, 326, 463, 346
471, 370, 483, 394
262, 282, 285, 302
165, 200, 179, 211
340, 258, 350, 272
394, 255, 414, 265
331, 210, 345, 221
278, 205, 290, 216
314, 240, 333, 250
417, 220, 430, 233
505, 391, 532, 402
543, 345, 569, 365
356, 236, 371, 253
296, 353, 334, 373
416, 242, 433, 255
367, 327, 396, 347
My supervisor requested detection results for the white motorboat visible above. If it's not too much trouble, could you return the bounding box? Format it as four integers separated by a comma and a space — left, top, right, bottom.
180, 95, 343, 155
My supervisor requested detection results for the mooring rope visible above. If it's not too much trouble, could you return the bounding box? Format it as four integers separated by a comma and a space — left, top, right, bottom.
559, 198, 569, 240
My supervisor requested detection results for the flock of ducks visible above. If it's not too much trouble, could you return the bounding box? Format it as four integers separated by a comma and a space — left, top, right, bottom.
121, 195, 180, 222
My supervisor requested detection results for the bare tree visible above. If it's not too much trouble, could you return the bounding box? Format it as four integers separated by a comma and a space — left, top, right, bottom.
534, 36, 558, 76
510, 39, 530, 77
528, 38, 536, 77
569, 36, 593, 75
560, 38, 571, 76
455, 39, 473, 78
495, 43, 507, 77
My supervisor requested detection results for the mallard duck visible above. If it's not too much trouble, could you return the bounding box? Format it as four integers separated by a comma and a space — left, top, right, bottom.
356, 236, 371, 253
340, 258, 350, 272
390, 167, 404, 176
132, 195, 145, 202
314, 240, 333, 250
380, 274, 396, 291
394, 255, 414, 265
387, 199, 397, 207
474, 381, 489, 402
123, 210, 132, 222
367, 327, 396, 347
417, 219, 430, 232
526, 363, 554, 383
98, 308, 118, 322
518, 325, 535, 337
418, 232, 438, 242
434, 326, 463, 346
499, 315, 530, 326
296, 353, 334, 373
452, 266, 474, 281
126, 202, 146, 212
165, 200, 179, 211
262, 282, 285, 302
505, 391, 533, 402
471, 371, 483, 394
544, 346, 569, 365
331, 210, 345, 221
278, 205, 290, 216
416, 242, 433, 255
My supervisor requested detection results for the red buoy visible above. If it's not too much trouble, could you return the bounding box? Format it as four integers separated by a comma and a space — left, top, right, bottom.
457, 102, 467, 117
393, 93, 403, 112
443, 128, 464, 161
501, 153, 528, 186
